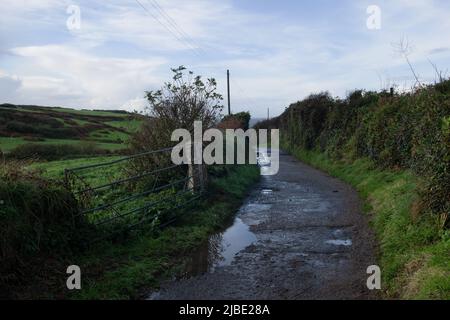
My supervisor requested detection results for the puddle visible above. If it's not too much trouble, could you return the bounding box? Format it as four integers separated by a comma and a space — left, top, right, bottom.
261, 189, 273, 194
325, 239, 352, 246
214, 218, 257, 267
181, 217, 257, 278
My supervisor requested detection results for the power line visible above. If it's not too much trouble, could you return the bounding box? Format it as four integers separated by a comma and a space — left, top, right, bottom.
146, 0, 208, 57
134, 0, 256, 111
134, 0, 202, 57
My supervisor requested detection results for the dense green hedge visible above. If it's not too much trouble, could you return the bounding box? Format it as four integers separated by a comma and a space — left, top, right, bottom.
262, 81, 450, 223
0, 164, 91, 296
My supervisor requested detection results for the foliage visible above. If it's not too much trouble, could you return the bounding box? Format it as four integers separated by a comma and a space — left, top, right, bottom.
0, 104, 142, 154
131, 66, 223, 153
263, 81, 450, 225
0, 161, 91, 297
220, 111, 251, 130
129, 66, 224, 189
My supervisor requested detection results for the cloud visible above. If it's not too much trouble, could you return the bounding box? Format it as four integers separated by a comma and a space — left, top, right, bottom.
5, 45, 167, 109
428, 47, 450, 55
0, 73, 22, 102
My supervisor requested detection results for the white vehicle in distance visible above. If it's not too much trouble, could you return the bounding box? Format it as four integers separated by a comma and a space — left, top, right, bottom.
256, 151, 271, 167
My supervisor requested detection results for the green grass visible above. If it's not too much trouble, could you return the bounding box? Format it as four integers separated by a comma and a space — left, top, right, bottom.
0, 104, 143, 155
31, 155, 121, 178
65, 164, 260, 299
0, 137, 126, 153
49, 107, 127, 117
105, 119, 142, 132
87, 119, 142, 144
0, 137, 26, 152
285, 144, 449, 299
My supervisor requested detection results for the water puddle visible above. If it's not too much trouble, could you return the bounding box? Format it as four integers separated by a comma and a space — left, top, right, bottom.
181, 217, 257, 278
214, 218, 257, 267
325, 239, 352, 246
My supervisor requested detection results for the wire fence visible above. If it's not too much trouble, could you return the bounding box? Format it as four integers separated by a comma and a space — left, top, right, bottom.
63, 147, 204, 241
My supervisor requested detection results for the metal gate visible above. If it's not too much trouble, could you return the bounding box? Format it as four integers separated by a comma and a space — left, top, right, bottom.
64, 147, 203, 240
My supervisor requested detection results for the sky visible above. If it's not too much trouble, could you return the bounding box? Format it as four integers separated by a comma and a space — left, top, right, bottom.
1, 0, 449, 117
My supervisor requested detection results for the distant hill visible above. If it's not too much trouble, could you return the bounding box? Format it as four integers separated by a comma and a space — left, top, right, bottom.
0, 104, 144, 153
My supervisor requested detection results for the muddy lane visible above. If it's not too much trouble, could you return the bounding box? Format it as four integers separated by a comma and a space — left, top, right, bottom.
148, 150, 378, 300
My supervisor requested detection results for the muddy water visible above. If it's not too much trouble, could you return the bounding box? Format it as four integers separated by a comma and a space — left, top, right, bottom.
148, 150, 377, 300
182, 217, 258, 277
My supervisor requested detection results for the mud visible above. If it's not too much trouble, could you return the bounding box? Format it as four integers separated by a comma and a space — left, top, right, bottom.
148, 150, 378, 300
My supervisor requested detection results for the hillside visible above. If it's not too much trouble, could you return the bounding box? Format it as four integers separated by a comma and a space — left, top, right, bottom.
0, 104, 144, 154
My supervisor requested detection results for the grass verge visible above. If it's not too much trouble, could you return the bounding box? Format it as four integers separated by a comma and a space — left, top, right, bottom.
60, 164, 260, 299
285, 144, 449, 300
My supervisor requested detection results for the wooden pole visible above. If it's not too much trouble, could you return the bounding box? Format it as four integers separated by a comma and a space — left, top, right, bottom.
227, 69, 231, 115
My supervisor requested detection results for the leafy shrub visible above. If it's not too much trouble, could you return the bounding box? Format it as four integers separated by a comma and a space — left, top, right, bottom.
0, 161, 90, 294
220, 112, 251, 130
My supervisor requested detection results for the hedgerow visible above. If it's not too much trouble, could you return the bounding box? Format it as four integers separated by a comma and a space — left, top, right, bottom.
262, 81, 450, 225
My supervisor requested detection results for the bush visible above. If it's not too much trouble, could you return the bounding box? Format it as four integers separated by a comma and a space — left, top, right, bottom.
220, 112, 251, 130
0, 161, 90, 294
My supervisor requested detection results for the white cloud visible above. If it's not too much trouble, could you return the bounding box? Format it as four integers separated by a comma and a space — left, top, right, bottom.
0, 72, 22, 102
6, 45, 167, 109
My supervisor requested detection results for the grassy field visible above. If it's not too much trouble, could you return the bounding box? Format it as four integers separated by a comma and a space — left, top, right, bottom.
285, 144, 449, 299
0, 137, 126, 152
0, 104, 144, 154
31, 155, 121, 178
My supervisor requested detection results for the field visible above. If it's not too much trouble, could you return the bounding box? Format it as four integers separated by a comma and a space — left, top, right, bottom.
0, 104, 144, 154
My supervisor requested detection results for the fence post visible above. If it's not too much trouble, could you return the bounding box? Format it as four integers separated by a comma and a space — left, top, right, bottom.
187, 138, 208, 193
188, 163, 208, 193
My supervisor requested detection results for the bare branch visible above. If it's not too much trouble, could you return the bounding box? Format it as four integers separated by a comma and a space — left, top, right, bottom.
392, 36, 421, 87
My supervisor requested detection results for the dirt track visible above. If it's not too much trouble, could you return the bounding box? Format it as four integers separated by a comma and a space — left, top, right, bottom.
149, 150, 378, 300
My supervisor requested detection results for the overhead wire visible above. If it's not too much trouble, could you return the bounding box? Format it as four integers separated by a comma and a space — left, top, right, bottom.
134, 0, 256, 111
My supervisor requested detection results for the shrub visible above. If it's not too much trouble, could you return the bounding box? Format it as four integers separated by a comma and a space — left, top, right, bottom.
0, 161, 90, 294
128, 66, 223, 187
220, 112, 251, 130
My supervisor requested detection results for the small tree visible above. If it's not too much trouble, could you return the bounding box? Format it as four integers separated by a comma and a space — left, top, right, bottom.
128, 67, 223, 190
131, 66, 223, 152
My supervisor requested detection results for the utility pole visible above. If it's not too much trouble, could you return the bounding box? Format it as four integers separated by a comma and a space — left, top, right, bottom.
227, 69, 231, 115
267, 107, 270, 120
